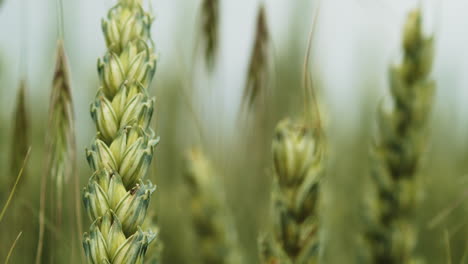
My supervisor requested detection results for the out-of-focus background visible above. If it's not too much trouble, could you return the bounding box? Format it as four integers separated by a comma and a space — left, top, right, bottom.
0, 0, 467, 263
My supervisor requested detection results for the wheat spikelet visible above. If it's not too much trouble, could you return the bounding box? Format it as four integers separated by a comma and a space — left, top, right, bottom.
366, 8, 435, 264
142, 213, 163, 264
261, 118, 325, 264
200, 0, 219, 69
9, 80, 29, 188
243, 4, 270, 109
183, 148, 243, 264
82, 0, 159, 262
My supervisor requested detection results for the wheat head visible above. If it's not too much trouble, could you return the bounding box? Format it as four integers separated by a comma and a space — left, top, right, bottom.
200, 0, 219, 69
9, 80, 29, 189
184, 148, 243, 264
82, 0, 159, 262
244, 4, 270, 109
261, 118, 325, 264
366, 8, 435, 264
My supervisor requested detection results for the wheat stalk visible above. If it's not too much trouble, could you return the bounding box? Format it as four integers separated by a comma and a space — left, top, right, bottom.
243, 4, 270, 109
82, 0, 159, 262
5, 231, 22, 264
183, 148, 243, 264
366, 8, 435, 264
0, 148, 30, 223
261, 118, 325, 264
200, 0, 219, 69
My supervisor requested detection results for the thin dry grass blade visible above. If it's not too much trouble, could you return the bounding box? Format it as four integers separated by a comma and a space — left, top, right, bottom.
444, 229, 452, 264
427, 190, 468, 229
243, 4, 270, 110
9, 80, 29, 189
4, 231, 23, 264
200, 0, 219, 69
0, 147, 31, 223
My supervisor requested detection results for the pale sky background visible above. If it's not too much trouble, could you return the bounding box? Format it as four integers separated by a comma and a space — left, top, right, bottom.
1, 0, 468, 147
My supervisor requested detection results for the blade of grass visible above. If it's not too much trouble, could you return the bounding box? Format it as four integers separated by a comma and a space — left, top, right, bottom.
460, 238, 468, 264
428, 190, 468, 229
4, 231, 23, 264
444, 229, 452, 264
0, 147, 31, 223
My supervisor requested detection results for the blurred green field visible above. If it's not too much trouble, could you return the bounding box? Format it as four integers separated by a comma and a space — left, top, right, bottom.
0, 0, 467, 263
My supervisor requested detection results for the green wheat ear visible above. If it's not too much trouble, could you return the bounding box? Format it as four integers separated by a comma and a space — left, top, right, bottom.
199, 0, 219, 70
243, 4, 270, 109
82, 0, 160, 263
9, 80, 29, 189
261, 118, 325, 264
183, 148, 244, 264
365, 8, 435, 264
48, 39, 76, 212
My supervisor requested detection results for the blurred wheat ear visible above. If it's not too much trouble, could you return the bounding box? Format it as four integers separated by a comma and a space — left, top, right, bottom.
183, 148, 244, 264
260, 118, 326, 264
243, 4, 270, 109
200, 0, 219, 70
48, 39, 76, 217
365, 8, 435, 264
9, 80, 29, 189
36, 39, 79, 264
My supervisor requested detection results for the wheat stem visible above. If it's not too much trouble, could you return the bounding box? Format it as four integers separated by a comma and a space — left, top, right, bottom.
4, 231, 22, 264
0, 147, 31, 223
